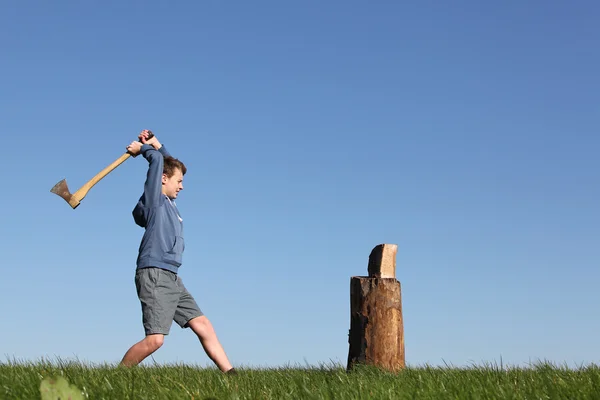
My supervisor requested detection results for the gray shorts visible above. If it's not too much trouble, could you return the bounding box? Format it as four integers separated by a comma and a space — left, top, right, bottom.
135, 267, 204, 335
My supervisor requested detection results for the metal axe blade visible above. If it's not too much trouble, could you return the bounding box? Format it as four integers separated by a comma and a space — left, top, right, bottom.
50, 179, 80, 209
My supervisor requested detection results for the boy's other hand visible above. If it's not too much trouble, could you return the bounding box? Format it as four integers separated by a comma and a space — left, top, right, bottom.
139, 129, 161, 149
127, 141, 143, 156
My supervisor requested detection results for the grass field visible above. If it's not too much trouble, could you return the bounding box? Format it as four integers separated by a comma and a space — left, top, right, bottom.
2, 359, 599, 399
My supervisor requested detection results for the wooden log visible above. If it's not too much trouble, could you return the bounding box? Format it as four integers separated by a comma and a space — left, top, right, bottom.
347, 277, 405, 371
347, 244, 405, 372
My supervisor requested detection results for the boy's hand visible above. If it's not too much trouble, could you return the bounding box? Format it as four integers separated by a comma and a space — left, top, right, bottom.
126, 141, 143, 156
138, 129, 162, 150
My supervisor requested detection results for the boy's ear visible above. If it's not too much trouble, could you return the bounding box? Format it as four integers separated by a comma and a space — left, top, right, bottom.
162, 173, 167, 184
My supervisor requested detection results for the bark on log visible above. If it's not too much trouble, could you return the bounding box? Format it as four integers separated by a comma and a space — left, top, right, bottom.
347, 276, 405, 372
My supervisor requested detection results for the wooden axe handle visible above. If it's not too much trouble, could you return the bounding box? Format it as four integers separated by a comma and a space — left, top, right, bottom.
68, 131, 154, 206
70, 152, 132, 205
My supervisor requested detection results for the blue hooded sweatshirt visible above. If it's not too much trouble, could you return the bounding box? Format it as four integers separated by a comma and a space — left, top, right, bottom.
132, 144, 184, 274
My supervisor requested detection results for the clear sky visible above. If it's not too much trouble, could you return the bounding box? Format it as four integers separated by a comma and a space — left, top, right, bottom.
1, 1, 598, 369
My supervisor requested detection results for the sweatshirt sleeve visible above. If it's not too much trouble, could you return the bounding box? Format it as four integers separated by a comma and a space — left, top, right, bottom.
158, 145, 172, 158
141, 144, 165, 208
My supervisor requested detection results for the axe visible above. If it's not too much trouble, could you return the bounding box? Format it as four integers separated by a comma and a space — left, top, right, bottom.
50, 131, 154, 209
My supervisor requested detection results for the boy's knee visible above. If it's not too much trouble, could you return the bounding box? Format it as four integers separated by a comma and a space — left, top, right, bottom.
189, 315, 210, 328
146, 334, 164, 350
188, 316, 216, 337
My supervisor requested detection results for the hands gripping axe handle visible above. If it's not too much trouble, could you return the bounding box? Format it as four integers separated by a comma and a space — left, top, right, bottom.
50, 131, 154, 209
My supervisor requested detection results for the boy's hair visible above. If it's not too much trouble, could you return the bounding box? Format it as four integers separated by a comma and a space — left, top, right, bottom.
163, 156, 187, 177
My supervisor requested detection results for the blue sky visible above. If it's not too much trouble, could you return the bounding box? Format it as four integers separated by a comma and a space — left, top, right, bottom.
1, 1, 598, 369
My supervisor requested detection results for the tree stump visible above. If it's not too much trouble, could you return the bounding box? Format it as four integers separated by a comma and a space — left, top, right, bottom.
347, 244, 405, 372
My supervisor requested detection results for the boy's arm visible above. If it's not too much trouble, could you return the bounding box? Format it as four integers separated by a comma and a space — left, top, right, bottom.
158, 145, 172, 159
129, 130, 174, 207
140, 144, 164, 208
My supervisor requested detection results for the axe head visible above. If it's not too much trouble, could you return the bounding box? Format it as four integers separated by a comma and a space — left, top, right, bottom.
50, 179, 80, 209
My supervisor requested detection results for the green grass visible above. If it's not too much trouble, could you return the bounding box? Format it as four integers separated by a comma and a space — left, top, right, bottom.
2, 359, 600, 399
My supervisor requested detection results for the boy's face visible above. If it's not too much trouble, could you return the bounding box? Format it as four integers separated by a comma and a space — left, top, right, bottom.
162, 168, 184, 199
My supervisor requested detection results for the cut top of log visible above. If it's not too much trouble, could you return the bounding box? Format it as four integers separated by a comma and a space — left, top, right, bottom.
367, 244, 397, 278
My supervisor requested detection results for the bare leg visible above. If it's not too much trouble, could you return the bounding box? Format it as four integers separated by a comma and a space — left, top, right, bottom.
187, 316, 233, 372
120, 334, 165, 367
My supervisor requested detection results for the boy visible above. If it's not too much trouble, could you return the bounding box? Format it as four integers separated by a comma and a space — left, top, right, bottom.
120, 130, 235, 374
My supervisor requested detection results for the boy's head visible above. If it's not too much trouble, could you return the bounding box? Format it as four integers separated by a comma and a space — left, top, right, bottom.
162, 156, 187, 199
